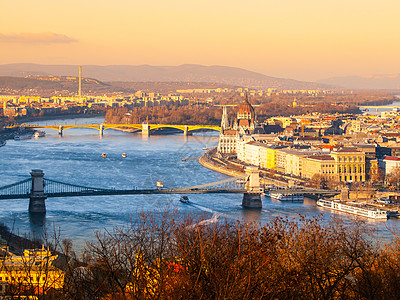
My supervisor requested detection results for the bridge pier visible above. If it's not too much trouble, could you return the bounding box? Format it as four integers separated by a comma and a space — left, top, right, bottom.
142, 123, 150, 137
242, 166, 263, 208
99, 124, 104, 137
29, 170, 46, 214
183, 126, 192, 136
242, 193, 262, 208
58, 125, 63, 136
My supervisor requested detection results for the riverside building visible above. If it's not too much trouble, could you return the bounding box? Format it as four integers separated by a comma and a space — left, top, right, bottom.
217, 95, 257, 154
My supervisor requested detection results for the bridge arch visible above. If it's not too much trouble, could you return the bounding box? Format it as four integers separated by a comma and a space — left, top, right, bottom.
9, 123, 221, 136
149, 124, 221, 132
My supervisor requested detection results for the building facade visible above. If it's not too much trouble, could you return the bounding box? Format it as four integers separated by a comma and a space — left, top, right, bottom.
331, 148, 366, 182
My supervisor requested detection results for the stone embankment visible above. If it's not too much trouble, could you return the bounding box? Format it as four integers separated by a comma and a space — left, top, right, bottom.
198, 148, 244, 177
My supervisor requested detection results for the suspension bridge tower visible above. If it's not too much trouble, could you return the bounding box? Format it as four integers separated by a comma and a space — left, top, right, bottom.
29, 170, 47, 213
242, 166, 263, 208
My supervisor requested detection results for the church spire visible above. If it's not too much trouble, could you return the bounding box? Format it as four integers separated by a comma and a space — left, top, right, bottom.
221, 106, 229, 131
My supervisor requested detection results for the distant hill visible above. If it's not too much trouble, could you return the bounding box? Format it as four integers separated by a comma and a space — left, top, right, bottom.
0, 63, 328, 90
318, 74, 400, 90
0, 75, 113, 94
0, 76, 239, 94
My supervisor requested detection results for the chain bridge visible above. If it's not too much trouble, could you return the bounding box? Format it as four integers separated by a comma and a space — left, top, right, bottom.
8, 123, 221, 137
0, 169, 339, 213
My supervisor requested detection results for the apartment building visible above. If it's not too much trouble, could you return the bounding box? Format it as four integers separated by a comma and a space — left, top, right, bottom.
302, 155, 336, 180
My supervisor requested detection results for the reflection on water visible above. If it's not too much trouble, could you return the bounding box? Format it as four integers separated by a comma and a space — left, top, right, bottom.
0, 116, 398, 252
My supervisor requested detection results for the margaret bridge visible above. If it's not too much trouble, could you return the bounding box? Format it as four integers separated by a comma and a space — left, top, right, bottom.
8, 123, 222, 136
0, 169, 339, 213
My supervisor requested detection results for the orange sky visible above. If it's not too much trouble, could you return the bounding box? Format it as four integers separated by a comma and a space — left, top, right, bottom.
1, 0, 399, 81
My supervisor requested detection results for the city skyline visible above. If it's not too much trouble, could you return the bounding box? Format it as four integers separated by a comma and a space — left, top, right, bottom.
1, 0, 399, 82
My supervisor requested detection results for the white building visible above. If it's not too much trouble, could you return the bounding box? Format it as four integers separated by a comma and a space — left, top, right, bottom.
381, 156, 400, 176
217, 95, 256, 155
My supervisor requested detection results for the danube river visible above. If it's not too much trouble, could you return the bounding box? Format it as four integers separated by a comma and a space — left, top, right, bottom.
0, 116, 398, 251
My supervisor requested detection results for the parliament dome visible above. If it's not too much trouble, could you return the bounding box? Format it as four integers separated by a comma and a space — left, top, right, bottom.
237, 95, 255, 120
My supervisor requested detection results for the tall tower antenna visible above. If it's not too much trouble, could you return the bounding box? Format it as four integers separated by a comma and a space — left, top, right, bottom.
78, 66, 82, 97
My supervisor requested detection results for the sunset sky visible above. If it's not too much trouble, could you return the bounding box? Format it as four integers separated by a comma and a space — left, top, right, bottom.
1, 0, 399, 81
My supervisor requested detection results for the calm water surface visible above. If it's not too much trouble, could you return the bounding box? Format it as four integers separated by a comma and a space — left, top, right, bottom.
0, 116, 398, 252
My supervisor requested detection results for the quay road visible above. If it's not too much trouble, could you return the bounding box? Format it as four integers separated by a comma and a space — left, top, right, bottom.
7, 123, 221, 136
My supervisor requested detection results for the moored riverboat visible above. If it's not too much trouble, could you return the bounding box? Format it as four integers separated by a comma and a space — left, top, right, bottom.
34, 130, 46, 138
270, 193, 304, 201
14, 133, 33, 140
317, 199, 388, 219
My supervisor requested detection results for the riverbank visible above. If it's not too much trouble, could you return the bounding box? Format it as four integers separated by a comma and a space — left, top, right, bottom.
0, 223, 42, 255
199, 148, 316, 189
0, 127, 35, 141
1, 112, 105, 140
198, 148, 244, 177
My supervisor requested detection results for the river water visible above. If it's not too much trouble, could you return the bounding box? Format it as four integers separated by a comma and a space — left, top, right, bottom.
0, 116, 398, 252
360, 99, 400, 115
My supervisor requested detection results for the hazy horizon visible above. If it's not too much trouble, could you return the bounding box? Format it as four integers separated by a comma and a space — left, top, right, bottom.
1, 0, 399, 82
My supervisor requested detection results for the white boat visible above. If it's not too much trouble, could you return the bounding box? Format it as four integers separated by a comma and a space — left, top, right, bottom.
180, 195, 190, 203
14, 134, 33, 140
101, 153, 107, 158
156, 181, 164, 188
317, 199, 388, 219
34, 130, 46, 138
270, 193, 304, 201
122, 153, 127, 158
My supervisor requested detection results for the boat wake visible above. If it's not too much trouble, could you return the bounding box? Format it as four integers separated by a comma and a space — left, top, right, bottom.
184, 201, 231, 228
186, 213, 221, 229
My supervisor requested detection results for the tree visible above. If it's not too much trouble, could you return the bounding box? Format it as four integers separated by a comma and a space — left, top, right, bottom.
387, 165, 400, 189
368, 164, 384, 184
310, 174, 328, 189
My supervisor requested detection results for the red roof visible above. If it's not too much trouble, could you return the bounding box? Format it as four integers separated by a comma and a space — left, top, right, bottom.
306, 155, 335, 161
384, 156, 400, 161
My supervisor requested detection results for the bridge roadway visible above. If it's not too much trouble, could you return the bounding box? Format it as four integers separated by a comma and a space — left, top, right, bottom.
0, 170, 339, 212
0, 187, 338, 200
7, 123, 221, 136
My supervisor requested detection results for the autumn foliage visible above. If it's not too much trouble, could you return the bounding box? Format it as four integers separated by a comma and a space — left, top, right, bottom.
41, 212, 400, 300
4, 211, 400, 299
